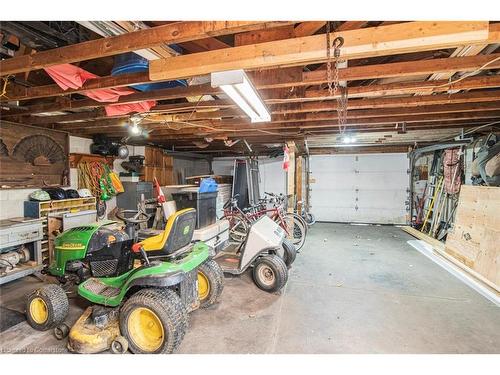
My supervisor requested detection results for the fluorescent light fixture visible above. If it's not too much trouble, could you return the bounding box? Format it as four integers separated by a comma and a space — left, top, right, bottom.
211, 70, 271, 123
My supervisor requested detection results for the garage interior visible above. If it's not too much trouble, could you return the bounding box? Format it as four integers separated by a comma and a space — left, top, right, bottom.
0, 18, 499, 356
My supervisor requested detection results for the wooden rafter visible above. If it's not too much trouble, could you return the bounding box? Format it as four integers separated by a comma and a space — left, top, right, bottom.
149, 22, 493, 81
0, 21, 294, 76
7, 52, 500, 102
4, 74, 500, 118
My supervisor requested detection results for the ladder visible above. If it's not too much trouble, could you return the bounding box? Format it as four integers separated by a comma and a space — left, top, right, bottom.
421, 176, 444, 233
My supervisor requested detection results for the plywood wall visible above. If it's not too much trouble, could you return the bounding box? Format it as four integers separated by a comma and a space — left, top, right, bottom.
445, 185, 500, 288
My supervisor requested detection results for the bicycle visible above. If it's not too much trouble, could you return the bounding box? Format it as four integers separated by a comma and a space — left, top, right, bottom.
223, 193, 307, 251
265, 192, 309, 235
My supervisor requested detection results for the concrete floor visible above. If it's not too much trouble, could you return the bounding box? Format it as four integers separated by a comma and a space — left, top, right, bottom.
1, 223, 499, 354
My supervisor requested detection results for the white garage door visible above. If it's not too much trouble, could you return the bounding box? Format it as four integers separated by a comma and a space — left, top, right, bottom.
310, 153, 409, 224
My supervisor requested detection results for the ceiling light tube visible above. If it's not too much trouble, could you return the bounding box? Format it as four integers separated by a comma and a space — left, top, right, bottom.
211, 70, 271, 123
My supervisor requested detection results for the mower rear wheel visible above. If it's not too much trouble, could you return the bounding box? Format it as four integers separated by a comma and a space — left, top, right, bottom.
26, 284, 69, 331
197, 259, 224, 308
120, 288, 188, 354
252, 255, 288, 293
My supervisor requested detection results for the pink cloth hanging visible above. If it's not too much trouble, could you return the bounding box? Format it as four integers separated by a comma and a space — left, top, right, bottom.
44, 64, 155, 112
84, 87, 136, 103
44, 64, 96, 90
105, 101, 157, 116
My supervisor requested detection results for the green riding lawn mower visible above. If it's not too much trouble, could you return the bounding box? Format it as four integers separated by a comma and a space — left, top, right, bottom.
25, 208, 224, 354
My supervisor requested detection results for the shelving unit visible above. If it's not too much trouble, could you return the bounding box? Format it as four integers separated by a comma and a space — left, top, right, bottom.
24, 197, 97, 265
142, 146, 174, 185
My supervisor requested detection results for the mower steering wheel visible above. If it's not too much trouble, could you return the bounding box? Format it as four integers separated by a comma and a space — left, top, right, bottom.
115, 209, 151, 224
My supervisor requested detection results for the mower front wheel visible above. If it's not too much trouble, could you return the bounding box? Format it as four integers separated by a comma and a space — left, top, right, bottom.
120, 288, 188, 354
54, 323, 70, 340
26, 284, 69, 331
197, 259, 224, 308
252, 255, 288, 293
110, 335, 129, 354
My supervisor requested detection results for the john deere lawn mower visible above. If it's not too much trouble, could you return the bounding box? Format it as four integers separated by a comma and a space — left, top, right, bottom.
25, 208, 224, 354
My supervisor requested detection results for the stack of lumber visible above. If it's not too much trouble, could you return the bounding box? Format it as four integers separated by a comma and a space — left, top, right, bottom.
445, 185, 499, 290
400, 185, 499, 294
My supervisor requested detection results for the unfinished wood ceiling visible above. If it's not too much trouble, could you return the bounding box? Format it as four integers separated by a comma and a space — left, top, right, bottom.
1, 21, 499, 155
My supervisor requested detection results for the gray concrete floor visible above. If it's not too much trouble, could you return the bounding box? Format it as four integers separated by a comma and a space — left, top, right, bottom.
1, 223, 499, 354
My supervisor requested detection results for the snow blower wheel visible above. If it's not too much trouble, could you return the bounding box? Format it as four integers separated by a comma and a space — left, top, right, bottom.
252, 255, 288, 293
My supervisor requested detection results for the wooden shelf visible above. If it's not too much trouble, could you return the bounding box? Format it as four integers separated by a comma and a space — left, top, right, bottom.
24, 197, 97, 266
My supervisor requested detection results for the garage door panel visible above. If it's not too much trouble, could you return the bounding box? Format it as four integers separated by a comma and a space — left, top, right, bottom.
311, 155, 357, 172
355, 154, 408, 172
312, 188, 356, 208
350, 207, 407, 224
310, 153, 408, 224
357, 189, 407, 210
313, 205, 358, 222
355, 171, 408, 189
313, 172, 357, 189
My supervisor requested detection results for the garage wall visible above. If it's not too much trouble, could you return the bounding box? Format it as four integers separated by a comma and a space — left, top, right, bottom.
0, 136, 141, 220
0, 139, 214, 220
173, 158, 210, 184
212, 156, 285, 196
310, 153, 409, 224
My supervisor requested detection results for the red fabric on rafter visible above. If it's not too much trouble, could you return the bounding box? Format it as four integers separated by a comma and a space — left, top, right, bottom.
85, 87, 136, 103
44, 64, 96, 90
44, 64, 154, 111
105, 101, 156, 116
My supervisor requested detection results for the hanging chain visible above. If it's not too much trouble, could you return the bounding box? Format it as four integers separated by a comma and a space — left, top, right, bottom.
326, 22, 348, 134
326, 22, 334, 96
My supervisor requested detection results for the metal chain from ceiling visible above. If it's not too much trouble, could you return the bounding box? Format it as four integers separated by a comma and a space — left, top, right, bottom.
326, 21, 348, 135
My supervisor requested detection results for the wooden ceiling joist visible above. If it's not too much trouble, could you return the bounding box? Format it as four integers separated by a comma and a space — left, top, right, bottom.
4, 73, 500, 118
275, 91, 500, 114
62, 108, 500, 135
302, 75, 500, 101
300, 52, 500, 87
294, 22, 327, 37
149, 22, 493, 81
7, 51, 500, 103
0, 21, 294, 76
12, 89, 499, 127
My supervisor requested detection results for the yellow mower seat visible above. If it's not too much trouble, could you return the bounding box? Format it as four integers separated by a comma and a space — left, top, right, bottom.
133, 208, 196, 256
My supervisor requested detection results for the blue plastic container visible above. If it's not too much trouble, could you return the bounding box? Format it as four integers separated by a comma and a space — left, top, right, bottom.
111, 52, 187, 92
199, 178, 218, 193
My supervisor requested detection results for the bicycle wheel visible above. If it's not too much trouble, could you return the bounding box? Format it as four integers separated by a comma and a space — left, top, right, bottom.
280, 213, 307, 251
290, 212, 308, 234
302, 212, 316, 226
228, 215, 249, 243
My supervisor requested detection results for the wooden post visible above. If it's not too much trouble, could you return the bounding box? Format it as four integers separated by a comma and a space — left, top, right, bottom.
296, 155, 303, 214
287, 141, 296, 213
